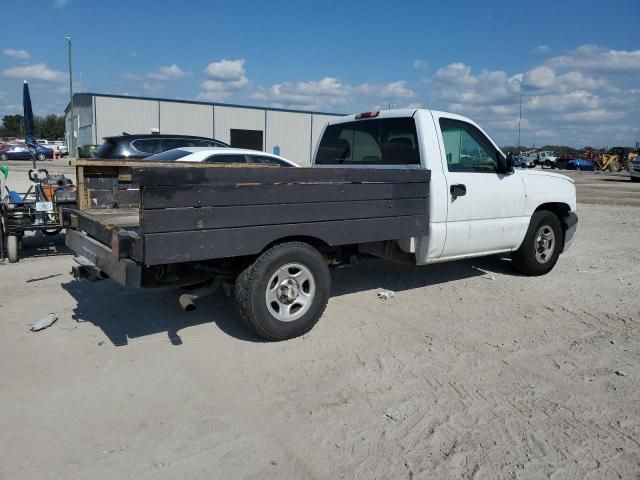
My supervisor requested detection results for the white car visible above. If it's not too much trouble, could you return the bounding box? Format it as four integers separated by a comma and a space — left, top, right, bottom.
145, 147, 299, 167
629, 156, 640, 182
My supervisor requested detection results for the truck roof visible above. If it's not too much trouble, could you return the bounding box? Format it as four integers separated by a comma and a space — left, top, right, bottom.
327, 108, 476, 126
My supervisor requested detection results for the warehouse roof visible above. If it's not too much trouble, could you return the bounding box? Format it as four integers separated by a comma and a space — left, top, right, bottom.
65, 92, 345, 117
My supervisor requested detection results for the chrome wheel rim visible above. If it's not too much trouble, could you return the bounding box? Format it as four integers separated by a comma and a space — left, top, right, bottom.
266, 263, 315, 322
534, 226, 555, 264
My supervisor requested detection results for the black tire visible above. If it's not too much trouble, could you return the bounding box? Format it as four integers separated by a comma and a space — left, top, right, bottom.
0, 153, 7, 161
36, 153, 46, 161
511, 211, 562, 276
631, 177, 640, 183
235, 241, 331, 341
7, 235, 19, 263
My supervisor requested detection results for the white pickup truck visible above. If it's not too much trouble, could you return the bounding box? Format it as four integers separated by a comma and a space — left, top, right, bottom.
65, 109, 577, 340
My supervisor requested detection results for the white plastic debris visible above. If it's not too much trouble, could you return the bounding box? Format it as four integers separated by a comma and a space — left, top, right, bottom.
377, 289, 396, 301
30, 313, 58, 332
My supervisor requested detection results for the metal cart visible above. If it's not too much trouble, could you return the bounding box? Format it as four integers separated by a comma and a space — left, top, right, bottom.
1, 169, 76, 263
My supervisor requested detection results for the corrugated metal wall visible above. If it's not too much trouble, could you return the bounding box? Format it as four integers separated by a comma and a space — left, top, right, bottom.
266, 111, 312, 166
95, 96, 159, 141
213, 106, 265, 146
75, 94, 94, 129
160, 101, 213, 137
311, 114, 337, 159
77, 125, 93, 147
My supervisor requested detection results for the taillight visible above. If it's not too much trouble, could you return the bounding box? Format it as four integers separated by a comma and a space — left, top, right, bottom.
355, 111, 380, 119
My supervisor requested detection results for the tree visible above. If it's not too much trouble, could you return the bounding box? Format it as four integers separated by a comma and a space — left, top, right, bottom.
0, 114, 24, 138
0, 114, 65, 140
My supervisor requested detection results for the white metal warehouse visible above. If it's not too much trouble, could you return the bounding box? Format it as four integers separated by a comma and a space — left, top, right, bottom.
64, 93, 343, 166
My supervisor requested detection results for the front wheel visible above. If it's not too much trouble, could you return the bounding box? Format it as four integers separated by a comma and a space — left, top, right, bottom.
511, 211, 562, 276
631, 176, 640, 183
235, 242, 331, 341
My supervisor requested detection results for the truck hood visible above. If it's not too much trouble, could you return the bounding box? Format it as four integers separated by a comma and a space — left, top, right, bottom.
519, 169, 574, 183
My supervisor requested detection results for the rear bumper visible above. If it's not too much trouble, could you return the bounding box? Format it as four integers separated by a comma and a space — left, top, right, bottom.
562, 212, 578, 252
65, 229, 141, 288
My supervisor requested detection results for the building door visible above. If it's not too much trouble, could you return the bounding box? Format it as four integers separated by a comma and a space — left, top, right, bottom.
230, 129, 263, 151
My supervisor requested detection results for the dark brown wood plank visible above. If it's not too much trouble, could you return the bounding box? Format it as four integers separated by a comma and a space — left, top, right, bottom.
142, 198, 428, 233
143, 182, 428, 209
133, 166, 429, 186
143, 215, 429, 265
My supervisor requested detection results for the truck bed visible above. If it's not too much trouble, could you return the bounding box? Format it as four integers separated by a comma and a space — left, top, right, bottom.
67, 160, 430, 278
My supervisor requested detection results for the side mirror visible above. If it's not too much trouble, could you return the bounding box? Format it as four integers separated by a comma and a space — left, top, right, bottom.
505, 152, 515, 173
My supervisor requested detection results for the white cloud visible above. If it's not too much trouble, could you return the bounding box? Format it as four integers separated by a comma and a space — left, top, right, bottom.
356, 80, 414, 99
431, 63, 520, 105
547, 44, 640, 73
148, 64, 185, 80
425, 48, 640, 147
3, 49, 31, 59
204, 59, 246, 81
198, 59, 248, 100
533, 45, 551, 54
248, 77, 415, 110
412, 59, 428, 69
54, 0, 69, 7
3, 63, 66, 82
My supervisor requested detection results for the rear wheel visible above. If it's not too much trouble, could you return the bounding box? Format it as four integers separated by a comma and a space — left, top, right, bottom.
36, 153, 46, 161
235, 242, 331, 341
511, 211, 562, 276
6, 235, 19, 263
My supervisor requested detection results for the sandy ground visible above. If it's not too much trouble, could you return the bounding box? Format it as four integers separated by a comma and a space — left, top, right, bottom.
0, 168, 639, 479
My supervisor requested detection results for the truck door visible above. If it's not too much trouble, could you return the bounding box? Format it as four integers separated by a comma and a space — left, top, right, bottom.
437, 117, 527, 259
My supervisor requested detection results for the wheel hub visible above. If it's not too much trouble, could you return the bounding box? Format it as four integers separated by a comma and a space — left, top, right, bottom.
534, 226, 555, 264
266, 263, 316, 322
277, 278, 299, 304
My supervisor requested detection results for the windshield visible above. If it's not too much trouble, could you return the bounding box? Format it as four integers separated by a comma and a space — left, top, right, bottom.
145, 149, 192, 161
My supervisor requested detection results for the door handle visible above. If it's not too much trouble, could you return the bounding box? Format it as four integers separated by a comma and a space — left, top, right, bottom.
450, 184, 467, 199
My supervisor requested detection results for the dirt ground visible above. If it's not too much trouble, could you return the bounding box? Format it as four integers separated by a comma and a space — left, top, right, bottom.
0, 166, 639, 479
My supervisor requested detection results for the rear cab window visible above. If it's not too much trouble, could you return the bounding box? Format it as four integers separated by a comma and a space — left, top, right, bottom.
316, 117, 420, 165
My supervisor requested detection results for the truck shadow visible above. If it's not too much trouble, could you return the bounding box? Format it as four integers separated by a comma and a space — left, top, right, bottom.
61, 280, 262, 345
61, 254, 519, 346
330, 255, 519, 297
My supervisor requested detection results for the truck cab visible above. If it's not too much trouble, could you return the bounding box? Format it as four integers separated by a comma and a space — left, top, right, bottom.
312, 109, 577, 267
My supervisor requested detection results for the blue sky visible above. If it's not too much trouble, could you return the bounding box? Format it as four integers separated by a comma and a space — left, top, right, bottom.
1, 0, 639, 147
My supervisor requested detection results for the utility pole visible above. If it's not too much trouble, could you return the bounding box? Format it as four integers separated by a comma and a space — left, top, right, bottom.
66, 35, 74, 157
517, 91, 522, 155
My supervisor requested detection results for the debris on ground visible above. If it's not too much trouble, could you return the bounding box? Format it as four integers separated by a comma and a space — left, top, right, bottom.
377, 289, 396, 301
30, 313, 58, 332
482, 275, 497, 281
614, 370, 628, 377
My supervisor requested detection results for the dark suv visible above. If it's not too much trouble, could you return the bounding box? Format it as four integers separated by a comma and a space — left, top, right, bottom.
92, 134, 229, 159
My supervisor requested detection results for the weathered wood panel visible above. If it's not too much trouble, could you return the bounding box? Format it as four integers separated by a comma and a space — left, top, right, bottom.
144, 215, 429, 265
133, 166, 429, 186
143, 182, 428, 209
143, 199, 427, 233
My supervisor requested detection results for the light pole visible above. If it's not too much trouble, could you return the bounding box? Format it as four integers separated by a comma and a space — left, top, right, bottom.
66, 35, 74, 157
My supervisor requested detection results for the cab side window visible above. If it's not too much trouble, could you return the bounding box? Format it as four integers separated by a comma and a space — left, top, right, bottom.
439, 118, 501, 173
